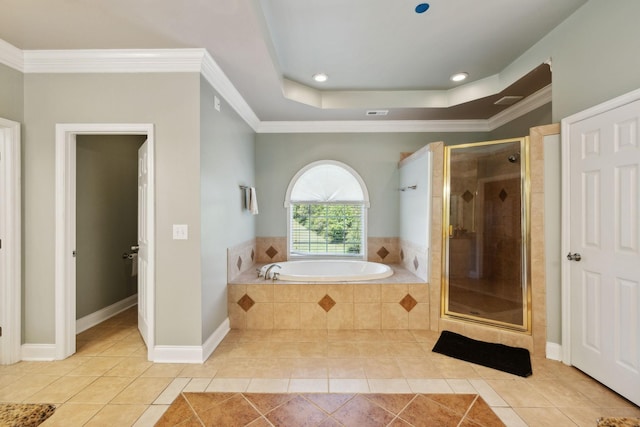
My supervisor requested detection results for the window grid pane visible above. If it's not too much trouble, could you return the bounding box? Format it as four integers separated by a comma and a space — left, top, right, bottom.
291, 204, 363, 255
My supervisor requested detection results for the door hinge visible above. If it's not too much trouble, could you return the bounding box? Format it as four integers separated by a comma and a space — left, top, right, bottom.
0, 326, 2, 337
72, 250, 77, 257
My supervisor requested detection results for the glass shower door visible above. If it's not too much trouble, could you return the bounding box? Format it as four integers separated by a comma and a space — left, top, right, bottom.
443, 137, 530, 331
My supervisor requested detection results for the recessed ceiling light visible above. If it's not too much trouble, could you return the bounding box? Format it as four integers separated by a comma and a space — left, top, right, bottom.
450, 72, 469, 82
313, 73, 328, 83
415, 3, 430, 13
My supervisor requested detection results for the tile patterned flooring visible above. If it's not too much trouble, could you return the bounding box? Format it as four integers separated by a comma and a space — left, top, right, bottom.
155, 392, 505, 426
0, 306, 637, 426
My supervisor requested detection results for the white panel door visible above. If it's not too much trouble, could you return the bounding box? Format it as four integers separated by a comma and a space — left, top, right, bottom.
568, 99, 640, 406
137, 140, 151, 347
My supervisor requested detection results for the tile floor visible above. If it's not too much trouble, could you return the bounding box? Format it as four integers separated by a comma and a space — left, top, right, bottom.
155, 392, 505, 426
0, 306, 637, 426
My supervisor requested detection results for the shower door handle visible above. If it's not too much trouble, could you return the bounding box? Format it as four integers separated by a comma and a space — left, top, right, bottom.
566, 252, 582, 262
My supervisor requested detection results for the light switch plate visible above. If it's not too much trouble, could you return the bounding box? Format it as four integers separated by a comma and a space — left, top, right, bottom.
173, 224, 188, 240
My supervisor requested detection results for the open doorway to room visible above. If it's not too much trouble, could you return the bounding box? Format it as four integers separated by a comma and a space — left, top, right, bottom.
74, 135, 145, 355
55, 124, 155, 361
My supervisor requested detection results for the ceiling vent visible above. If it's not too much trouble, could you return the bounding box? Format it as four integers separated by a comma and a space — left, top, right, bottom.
366, 110, 389, 116
494, 96, 524, 106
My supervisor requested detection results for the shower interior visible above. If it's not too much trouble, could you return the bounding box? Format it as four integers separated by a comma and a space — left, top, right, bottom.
443, 138, 530, 331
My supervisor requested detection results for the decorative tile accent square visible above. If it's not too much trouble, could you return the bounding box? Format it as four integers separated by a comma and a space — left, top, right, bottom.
399, 294, 418, 312
499, 189, 508, 202
236, 256, 243, 271
377, 247, 390, 260
462, 190, 474, 202
413, 256, 419, 271
237, 294, 255, 312
266, 246, 278, 259
318, 295, 336, 312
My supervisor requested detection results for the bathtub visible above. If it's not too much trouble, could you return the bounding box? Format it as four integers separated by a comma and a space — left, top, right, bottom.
263, 260, 393, 282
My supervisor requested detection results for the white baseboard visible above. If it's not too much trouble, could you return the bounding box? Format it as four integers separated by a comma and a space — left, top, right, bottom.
202, 318, 230, 361
21, 344, 57, 361
153, 317, 230, 364
546, 342, 562, 361
152, 345, 205, 364
76, 294, 138, 334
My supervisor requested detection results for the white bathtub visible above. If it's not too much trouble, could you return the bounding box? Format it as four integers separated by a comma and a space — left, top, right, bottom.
263, 260, 393, 282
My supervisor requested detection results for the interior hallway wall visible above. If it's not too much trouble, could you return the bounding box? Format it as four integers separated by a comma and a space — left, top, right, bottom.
76, 134, 145, 319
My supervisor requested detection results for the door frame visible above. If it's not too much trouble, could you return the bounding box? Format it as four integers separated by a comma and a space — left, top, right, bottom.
0, 117, 21, 365
561, 87, 640, 364
55, 123, 155, 360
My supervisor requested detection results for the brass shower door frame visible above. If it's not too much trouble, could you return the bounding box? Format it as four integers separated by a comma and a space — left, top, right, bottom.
441, 137, 532, 333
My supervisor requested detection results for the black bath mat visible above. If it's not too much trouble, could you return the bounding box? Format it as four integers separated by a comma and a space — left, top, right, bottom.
432, 330, 532, 377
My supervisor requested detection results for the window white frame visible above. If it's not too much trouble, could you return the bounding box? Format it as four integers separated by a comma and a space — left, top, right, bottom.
284, 160, 369, 260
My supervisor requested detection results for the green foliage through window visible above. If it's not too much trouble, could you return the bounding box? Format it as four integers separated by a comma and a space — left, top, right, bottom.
291, 204, 363, 255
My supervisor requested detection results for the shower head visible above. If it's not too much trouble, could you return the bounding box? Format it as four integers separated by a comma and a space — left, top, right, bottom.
508, 152, 520, 163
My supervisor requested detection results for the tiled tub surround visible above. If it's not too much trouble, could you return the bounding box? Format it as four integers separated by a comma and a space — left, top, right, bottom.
227, 239, 258, 282
254, 237, 403, 266
228, 265, 430, 330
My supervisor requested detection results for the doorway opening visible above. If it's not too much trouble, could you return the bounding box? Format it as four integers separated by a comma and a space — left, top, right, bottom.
0, 117, 21, 365
75, 134, 145, 340
55, 124, 155, 361
442, 137, 531, 332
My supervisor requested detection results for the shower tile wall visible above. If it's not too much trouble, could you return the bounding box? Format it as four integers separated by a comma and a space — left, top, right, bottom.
431, 125, 560, 355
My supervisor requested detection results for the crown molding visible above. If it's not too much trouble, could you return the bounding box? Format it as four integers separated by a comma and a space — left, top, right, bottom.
22, 48, 205, 73
0, 39, 24, 72
18, 47, 261, 132
256, 86, 552, 134
200, 51, 260, 131
486, 84, 552, 130
255, 119, 490, 134
0, 42, 550, 135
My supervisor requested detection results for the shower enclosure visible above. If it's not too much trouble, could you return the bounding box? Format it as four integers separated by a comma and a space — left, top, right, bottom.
442, 137, 530, 331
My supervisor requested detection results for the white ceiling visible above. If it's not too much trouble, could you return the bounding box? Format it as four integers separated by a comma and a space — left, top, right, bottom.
0, 0, 587, 122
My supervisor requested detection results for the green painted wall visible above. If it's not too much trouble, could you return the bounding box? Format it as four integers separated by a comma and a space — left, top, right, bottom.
200, 76, 255, 341
0, 63, 23, 123
255, 132, 488, 239
23, 73, 203, 346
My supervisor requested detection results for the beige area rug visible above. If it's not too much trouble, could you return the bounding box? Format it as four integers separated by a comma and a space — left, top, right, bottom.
597, 418, 640, 427
156, 392, 505, 426
0, 403, 56, 427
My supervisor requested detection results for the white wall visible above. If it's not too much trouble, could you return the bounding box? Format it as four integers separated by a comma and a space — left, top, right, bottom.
398, 147, 431, 250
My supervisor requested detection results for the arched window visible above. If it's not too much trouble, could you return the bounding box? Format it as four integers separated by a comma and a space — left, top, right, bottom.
285, 160, 369, 259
